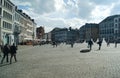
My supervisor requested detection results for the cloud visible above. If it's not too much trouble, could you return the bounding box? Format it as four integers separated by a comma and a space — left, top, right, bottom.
11, 0, 31, 6
54, 0, 66, 12
90, 0, 118, 5
65, 18, 87, 28
77, 0, 95, 19
90, 4, 114, 23
11, 0, 56, 14
35, 16, 68, 31
34, 0, 56, 14
111, 1, 120, 15
11, 0, 120, 33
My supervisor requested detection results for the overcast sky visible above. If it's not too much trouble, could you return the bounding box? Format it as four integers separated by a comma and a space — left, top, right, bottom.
11, 0, 120, 33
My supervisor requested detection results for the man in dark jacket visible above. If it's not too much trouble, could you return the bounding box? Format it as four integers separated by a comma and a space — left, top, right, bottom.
1, 44, 10, 64
88, 40, 93, 50
10, 43, 17, 64
97, 41, 102, 50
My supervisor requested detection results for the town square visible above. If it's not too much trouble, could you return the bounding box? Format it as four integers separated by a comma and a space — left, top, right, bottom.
1, 42, 120, 78
0, 0, 120, 78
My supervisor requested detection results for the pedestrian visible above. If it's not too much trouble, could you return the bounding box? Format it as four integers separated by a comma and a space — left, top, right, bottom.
0, 44, 4, 57
97, 40, 102, 50
88, 40, 93, 50
1, 44, 10, 64
115, 40, 117, 48
10, 43, 17, 64
107, 40, 110, 47
71, 42, 74, 48
0, 45, 2, 57
52, 41, 56, 47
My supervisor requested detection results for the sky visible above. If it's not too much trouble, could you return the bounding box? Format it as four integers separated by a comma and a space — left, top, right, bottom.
11, 0, 120, 33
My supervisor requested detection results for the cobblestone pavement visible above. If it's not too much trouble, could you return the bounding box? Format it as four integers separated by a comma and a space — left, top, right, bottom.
0, 43, 120, 78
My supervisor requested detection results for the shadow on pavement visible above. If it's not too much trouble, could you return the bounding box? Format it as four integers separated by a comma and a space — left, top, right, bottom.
80, 49, 91, 53
0, 63, 10, 67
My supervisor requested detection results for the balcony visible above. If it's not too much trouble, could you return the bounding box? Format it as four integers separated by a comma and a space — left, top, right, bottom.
14, 29, 21, 35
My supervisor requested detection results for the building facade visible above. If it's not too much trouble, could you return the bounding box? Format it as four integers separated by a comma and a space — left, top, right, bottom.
114, 16, 120, 41
54, 28, 68, 42
36, 26, 44, 39
14, 8, 22, 45
51, 27, 79, 43
79, 25, 85, 42
67, 28, 79, 43
99, 15, 120, 42
0, 0, 37, 45
85, 23, 99, 42
0, 0, 15, 45
79, 23, 99, 42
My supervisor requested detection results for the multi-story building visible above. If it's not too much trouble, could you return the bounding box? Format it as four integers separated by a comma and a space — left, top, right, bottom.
0, 0, 37, 45
47, 32, 51, 42
67, 28, 79, 43
14, 8, 36, 45
0, 0, 2, 44
42, 32, 51, 42
0, 0, 15, 45
51, 28, 60, 42
51, 27, 79, 43
79, 23, 99, 42
36, 26, 44, 39
32, 19, 37, 40
99, 15, 120, 42
25, 16, 34, 41
14, 7, 22, 45
79, 25, 85, 42
114, 16, 120, 41
54, 28, 68, 42
85, 23, 99, 42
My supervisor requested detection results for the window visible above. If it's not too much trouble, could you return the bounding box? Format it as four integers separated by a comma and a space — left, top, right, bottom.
115, 30, 118, 34
115, 19, 117, 23
3, 11, 12, 21
112, 29, 114, 33
119, 18, 120, 22
0, 8, 1, 15
3, 21, 12, 30
4, 0, 13, 12
0, 18, 1, 27
115, 24, 118, 28
119, 23, 120, 28
0, 0, 2, 5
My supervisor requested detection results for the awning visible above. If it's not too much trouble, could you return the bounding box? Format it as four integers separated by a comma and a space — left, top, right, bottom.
24, 38, 33, 40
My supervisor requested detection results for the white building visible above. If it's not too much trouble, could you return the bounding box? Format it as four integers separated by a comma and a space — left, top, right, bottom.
0, 0, 15, 45
15, 9, 37, 44
0, 0, 37, 45
99, 15, 120, 42
114, 16, 120, 41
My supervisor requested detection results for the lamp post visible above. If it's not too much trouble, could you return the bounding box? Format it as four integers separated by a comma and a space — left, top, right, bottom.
32, 32, 34, 46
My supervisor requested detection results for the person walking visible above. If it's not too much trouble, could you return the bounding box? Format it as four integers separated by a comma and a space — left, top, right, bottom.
52, 41, 56, 47
0, 44, 4, 57
107, 40, 110, 47
1, 44, 10, 64
71, 42, 74, 48
10, 43, 17, 64
115, 40, 117, 48
97, 40, 102, 50
88, 40, 93, 50
0, 45, 2, 57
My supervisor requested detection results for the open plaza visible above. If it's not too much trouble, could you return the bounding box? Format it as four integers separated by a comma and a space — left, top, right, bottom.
0, 42, 120, 78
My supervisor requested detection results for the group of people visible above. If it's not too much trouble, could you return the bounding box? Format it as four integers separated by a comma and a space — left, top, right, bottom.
52, 41, 58, 47
0, 43, 17, 64
88, 40, 102, 50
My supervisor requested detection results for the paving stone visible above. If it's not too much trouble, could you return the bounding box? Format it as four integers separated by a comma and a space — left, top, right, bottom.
0, 43, 120, 78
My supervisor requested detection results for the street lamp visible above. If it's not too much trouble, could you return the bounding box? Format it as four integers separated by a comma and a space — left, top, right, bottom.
32, 32, 34, 46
